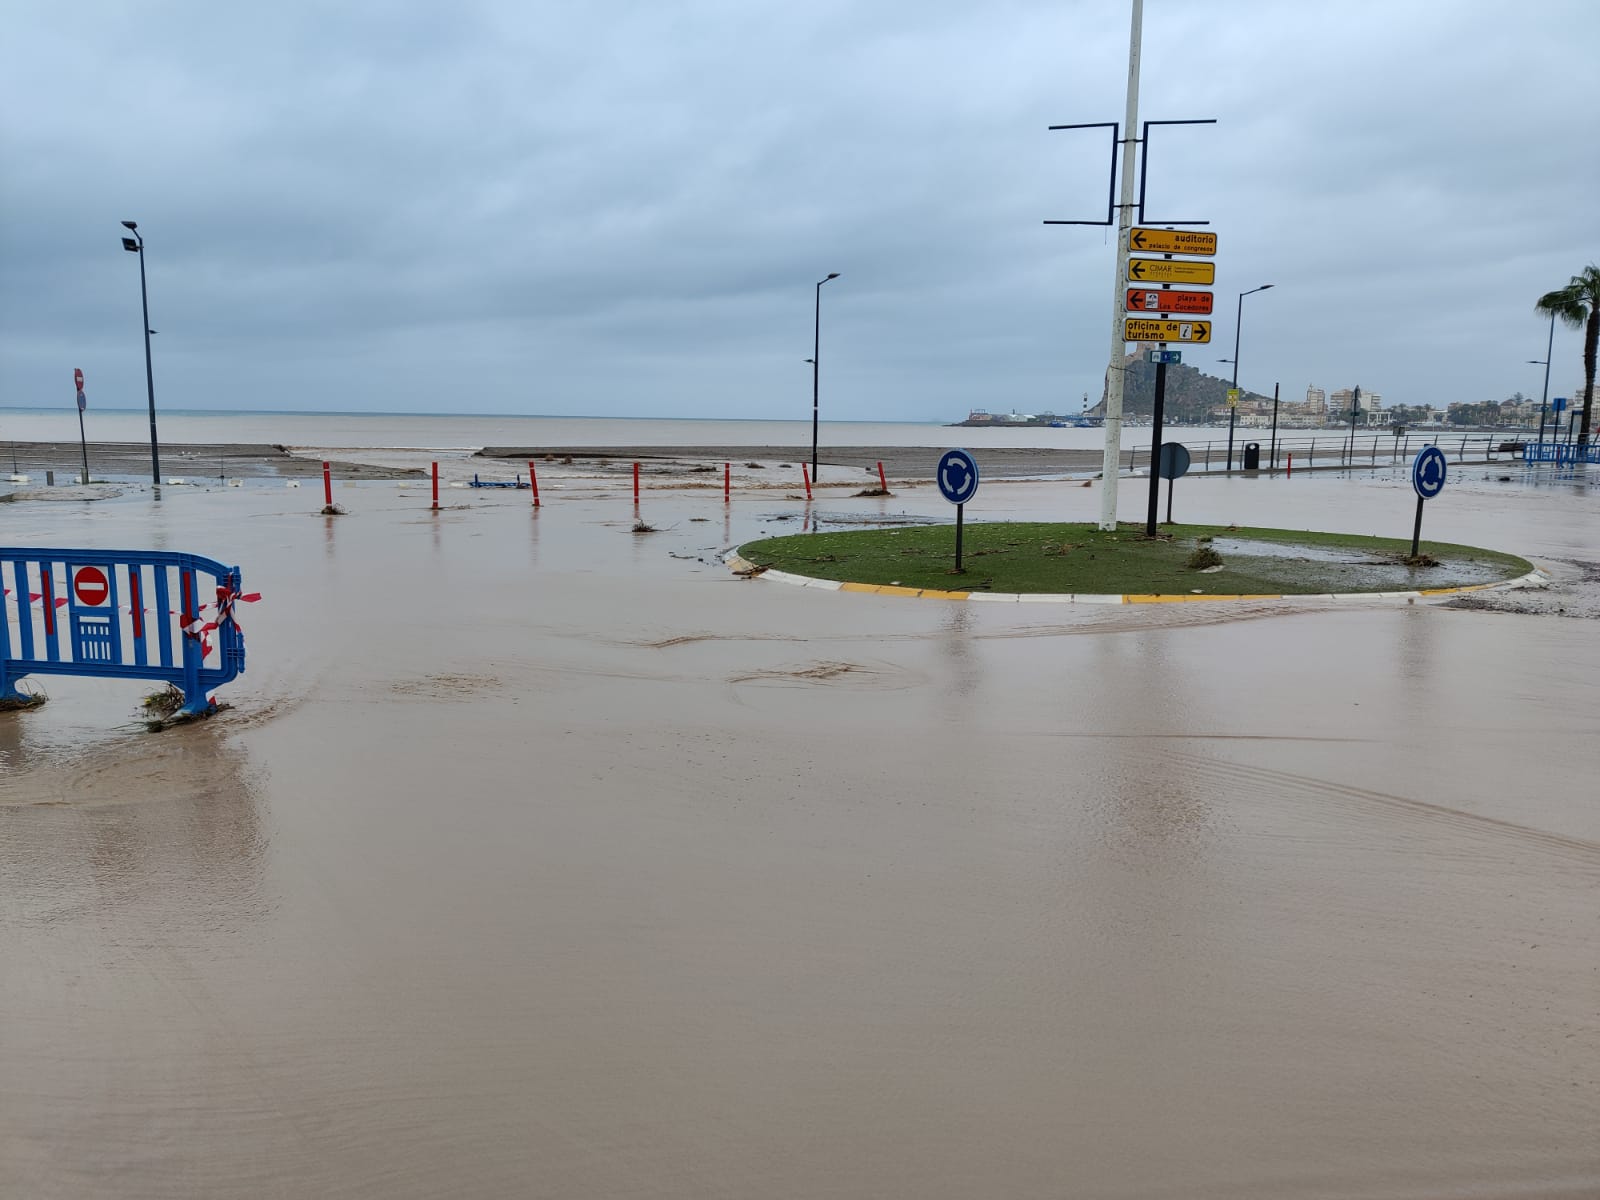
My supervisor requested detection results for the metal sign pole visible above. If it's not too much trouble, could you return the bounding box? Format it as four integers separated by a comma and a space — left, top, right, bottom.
77, 404, 90, 485
1409, 446, 1446, 556
1144, 355, 1168, 536
1269, 381, 1280, 469
937, 448, 980, 572
74, 372, 90, 486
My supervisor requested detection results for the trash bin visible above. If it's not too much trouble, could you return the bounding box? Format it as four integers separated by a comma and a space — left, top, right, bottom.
1243, 442, 1261, 470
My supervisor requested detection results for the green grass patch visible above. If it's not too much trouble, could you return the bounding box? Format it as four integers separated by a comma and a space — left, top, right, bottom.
738, 523, 1532, 596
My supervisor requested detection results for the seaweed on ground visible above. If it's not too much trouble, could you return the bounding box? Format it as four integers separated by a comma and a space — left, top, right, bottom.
142, 684, 229, 731
0, 684, 46, 711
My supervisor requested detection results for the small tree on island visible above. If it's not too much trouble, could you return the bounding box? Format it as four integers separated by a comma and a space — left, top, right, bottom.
1535, 264, 1600, 450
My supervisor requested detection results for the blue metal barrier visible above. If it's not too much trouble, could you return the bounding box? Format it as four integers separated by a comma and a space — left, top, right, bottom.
469, 473, 530, 489
1, 548, 249, 717
1523, 442, 1600, 464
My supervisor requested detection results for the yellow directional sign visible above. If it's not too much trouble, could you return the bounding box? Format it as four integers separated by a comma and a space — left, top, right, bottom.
1123, 318, 1212, 344
1127, 257, 1215, 285
1130, 227, 1218, 256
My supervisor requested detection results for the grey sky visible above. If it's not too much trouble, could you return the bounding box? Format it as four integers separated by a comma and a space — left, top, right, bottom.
3, 0, 1596, 422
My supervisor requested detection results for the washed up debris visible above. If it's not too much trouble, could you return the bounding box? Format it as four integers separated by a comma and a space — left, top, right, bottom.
142, 683, 229, 731
142, 683, 185, 720
1185, 545, 1224, 570
0, 682, 46, 711
632, 519, 658, 533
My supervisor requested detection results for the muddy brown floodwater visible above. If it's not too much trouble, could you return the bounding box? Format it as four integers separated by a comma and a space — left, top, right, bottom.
1, 467, 1597, 1199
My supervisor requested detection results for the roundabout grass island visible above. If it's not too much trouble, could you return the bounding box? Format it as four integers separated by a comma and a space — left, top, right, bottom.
734, 523, 1536, 600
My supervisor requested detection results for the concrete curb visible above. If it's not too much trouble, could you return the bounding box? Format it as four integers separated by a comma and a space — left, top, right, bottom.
724, 552, 1550, 606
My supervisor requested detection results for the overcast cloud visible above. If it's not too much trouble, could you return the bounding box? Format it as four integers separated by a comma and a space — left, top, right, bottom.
3, 0, 1597, 422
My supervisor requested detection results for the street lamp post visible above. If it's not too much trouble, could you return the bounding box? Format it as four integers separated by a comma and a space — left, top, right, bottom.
1227, 284, 1274, 470
120, 221, 160, 486
1529, 309, 1555, 445
811, 273, 839, 482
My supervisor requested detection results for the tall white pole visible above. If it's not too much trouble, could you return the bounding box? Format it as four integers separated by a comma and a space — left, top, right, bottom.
1097, 0, 1143, 531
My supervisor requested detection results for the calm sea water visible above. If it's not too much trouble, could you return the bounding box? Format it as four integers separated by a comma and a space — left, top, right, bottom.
0, 408, 1238, 452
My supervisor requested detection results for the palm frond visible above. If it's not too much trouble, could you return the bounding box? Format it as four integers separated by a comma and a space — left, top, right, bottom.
1535, 265, 1600, 327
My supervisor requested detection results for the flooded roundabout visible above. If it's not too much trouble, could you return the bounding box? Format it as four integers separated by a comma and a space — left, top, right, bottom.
2, 461, 1597, 1199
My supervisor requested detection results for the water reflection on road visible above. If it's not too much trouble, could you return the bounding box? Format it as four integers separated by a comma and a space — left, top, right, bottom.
1, 471, 1596, 1199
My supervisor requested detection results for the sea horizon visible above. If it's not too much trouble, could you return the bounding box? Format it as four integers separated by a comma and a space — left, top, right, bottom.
2, 408, 1213, 453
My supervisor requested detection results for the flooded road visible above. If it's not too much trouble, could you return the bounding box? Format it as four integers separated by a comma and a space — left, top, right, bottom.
2, 468, 1597, 1198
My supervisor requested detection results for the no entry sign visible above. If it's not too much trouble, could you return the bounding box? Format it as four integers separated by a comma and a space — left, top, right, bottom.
73, 566, 110, 606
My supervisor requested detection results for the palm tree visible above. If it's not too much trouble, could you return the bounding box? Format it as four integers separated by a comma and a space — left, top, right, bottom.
1535, 265, 1600, 451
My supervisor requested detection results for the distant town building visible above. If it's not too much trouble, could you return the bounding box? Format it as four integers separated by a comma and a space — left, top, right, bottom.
1330, 388, 1382, 416
1305, 385, 1326, 415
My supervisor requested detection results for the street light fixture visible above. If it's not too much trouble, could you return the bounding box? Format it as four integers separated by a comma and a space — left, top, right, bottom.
1529, 309, 1556, 444
811, 273, 839, 483
120, 220, 161, 485
1227, 284, 1274, 470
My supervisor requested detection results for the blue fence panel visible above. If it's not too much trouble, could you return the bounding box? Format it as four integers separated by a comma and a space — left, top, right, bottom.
1, 548, 248, 717
1523, 442, 1600, 464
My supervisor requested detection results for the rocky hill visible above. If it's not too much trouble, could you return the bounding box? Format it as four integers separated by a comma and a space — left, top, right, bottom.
1093, 353, 1268, 422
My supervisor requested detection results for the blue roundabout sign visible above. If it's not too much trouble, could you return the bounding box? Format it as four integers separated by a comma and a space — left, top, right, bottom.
937, 449, 979, 505
1411, 446, 1447, 500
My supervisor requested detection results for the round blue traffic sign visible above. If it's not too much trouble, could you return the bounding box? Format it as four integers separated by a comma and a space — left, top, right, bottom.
937, 449, 979, 505
1411, 446, 1447, 500
1157, 442, 1191, 480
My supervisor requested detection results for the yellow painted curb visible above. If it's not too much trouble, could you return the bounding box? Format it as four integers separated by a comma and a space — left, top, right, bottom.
839, 582, 969, 599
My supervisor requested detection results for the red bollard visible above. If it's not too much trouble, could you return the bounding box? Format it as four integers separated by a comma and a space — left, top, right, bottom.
1287, 454, 1293, 478
633, 461, 640, 504
801, 462, 813, 501
877, 461, 888, 492
431, 461, 439, 509
724, 462, 731, 503
528, 460, 540, 507
322, 461, 332, 508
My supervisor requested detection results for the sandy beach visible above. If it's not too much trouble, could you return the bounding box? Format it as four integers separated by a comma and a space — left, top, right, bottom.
2, 439, 1121, 486
2, 460, 1597, 1199
479, 443, 1123, 478
1, 440, 422, 482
